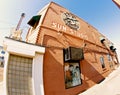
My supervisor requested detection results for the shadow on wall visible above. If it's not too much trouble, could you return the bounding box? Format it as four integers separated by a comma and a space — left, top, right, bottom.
81, 59, 106, 86
40, 33, 107, 95
42, 48, 107, 95
43, 48, 65, 95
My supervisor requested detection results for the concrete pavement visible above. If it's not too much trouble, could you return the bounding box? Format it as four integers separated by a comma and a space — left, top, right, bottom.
0, 82, 4, 95
79, 66, 120, 95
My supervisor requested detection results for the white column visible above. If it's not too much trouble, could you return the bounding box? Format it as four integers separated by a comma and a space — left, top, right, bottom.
3, 51, 9, 95
32, 53, 44, 95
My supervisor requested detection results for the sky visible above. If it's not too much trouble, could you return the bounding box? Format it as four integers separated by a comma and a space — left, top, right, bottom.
0, 0, 120, 59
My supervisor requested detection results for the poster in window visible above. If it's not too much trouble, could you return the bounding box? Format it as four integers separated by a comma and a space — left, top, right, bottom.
64, 62, 81, 89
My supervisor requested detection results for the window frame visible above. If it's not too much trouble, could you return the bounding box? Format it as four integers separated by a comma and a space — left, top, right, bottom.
100, 56, 105, 68
64, 62, 82, 89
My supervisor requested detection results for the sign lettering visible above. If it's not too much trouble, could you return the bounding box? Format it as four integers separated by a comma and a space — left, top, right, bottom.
51, 22, 88, 40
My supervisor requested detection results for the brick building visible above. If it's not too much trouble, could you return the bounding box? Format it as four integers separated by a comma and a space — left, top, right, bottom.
26, 2, 119, 95
3, 2, 119, 95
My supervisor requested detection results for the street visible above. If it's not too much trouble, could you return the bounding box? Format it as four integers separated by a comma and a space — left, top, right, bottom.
79, 66, 120, 95
0, 82, 4, 95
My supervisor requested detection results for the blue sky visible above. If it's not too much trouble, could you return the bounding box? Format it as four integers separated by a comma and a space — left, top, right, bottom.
0, 0, 120, 59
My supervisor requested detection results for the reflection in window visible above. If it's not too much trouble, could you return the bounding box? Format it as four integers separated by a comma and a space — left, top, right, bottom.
107, 54, 112, 62
64, 62, 81, 89
100, 56, 105, 68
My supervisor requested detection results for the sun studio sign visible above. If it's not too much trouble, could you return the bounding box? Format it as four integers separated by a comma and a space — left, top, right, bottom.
51, 12, 88, 40
61, 12, 80, 30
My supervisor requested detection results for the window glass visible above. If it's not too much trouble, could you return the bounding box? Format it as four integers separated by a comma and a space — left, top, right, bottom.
100, 56, 105, 68
64, 62, 81, 89
7, 54, 33, 95
107, 54, 112, 62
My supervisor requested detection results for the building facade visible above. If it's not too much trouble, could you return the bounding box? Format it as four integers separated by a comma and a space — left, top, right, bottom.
3, 2, 119, 95
26, 2, 119, 95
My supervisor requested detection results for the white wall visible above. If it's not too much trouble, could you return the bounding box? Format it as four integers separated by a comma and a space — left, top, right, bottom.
3, 38, 45, 95
33, 53, 44, 95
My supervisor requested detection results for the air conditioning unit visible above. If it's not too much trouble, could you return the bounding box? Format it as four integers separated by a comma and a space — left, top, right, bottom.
63, 47, 84, 62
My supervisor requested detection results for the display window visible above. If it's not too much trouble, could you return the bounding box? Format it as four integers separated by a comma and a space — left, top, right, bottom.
64, 62, 82, 89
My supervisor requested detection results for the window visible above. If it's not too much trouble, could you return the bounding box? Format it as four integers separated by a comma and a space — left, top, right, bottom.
64, 48, 70, 62
64, 62, 82, 89
100, 56, 105, 68
0, 56, 4, 67
107, 54, 112, 62
7, 54, 33, 95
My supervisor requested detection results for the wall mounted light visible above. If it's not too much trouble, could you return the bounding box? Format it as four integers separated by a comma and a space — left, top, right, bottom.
109, 43, 116, 52
100, 36, 105, 44
109, 43, 114, 50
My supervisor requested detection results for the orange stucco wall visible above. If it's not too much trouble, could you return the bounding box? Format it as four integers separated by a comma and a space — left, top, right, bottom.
26, 2, 117, 95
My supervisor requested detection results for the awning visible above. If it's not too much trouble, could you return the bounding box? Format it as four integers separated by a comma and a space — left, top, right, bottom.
27, 15, 41, 27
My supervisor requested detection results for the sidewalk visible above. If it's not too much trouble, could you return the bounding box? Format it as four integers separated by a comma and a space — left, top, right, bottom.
0, 82, 4, 95
79, 66, 120, 95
